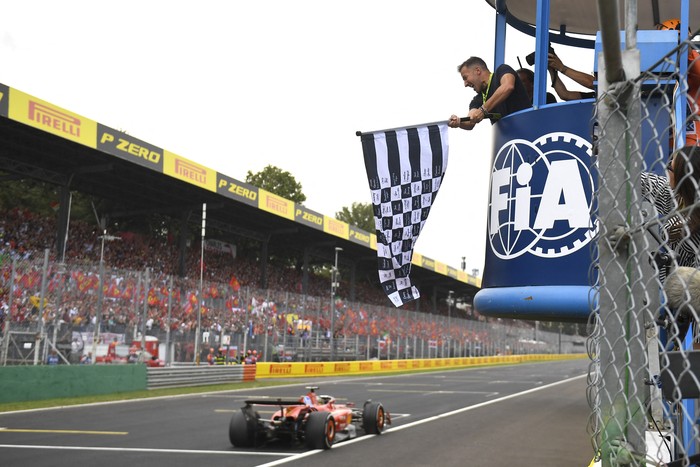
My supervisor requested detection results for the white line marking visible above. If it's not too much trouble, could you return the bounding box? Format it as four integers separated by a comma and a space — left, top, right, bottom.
254, 373, 587, 467
368, 389, 498, 396
385, 374, 585, 433
0, 444, 297, 457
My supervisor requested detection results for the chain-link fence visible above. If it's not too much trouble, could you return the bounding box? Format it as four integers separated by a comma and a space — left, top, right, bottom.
0, 249, 584, 368
591, 20, 700, 466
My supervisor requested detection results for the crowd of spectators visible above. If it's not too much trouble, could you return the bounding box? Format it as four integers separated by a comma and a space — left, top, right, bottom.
0, 208, 537, 357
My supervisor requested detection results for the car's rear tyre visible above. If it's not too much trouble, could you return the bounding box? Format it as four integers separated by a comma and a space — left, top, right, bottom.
229, 409, 259, 447
305, 411, 335, 449
362, 401, 386, 434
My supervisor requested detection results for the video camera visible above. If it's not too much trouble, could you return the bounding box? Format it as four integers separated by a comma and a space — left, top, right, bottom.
525, 46, 556, 66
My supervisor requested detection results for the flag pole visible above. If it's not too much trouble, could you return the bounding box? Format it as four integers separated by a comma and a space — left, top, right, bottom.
355, 114, 501, 136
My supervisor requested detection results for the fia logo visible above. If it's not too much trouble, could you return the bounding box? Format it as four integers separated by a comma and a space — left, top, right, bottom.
488, 132, 597, 260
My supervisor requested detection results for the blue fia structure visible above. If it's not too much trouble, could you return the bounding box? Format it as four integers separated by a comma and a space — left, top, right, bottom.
475, 0, 691, 322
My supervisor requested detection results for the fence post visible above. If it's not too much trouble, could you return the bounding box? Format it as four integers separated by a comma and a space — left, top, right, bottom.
1, 258, 17, 366
165, 275, 173, 365
595, 2, 648, 460
33, 249, 50, 365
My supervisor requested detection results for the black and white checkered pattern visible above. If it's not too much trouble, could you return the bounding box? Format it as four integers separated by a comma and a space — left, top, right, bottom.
360, 122, 449, 307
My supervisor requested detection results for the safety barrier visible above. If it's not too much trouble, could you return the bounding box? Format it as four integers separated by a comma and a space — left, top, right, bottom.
146, 364, 255, 389
255, 353, 585, 378
0, 364, 147, 404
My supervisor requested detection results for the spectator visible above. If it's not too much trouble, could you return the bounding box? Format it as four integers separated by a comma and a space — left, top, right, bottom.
47, 349, 59, 365
215, 348, 226, 365
641, 145, 700, 345
80, 352, 92, 364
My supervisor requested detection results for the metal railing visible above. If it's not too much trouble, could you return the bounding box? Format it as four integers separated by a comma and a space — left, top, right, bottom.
146, 365, 253, 389
0, 251, 585, 368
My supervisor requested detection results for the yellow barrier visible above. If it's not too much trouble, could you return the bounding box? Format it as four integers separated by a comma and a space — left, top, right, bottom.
254, 354, 586, 378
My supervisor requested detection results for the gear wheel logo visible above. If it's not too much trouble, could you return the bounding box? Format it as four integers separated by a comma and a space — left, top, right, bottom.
488, 132, 597, 260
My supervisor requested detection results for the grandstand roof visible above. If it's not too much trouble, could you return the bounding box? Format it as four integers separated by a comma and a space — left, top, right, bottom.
0, 82, 480, 307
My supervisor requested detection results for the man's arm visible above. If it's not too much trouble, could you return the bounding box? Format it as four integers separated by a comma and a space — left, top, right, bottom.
549, 68, 584, 101
482, 72, 515, 113
450, 71, 515, 130
548, 53, 595, 90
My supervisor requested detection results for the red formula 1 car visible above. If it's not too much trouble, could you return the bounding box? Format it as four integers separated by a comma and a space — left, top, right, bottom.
229, 386, 390, 450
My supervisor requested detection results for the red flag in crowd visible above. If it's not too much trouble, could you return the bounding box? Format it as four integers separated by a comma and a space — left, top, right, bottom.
229, 275, 240, 291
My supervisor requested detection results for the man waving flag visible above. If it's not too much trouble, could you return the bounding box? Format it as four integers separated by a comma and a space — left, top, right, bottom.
358, 122, 449, 307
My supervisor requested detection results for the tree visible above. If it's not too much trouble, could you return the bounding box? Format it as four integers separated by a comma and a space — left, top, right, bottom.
245, 165, 306, 203
335, 202, 375, 233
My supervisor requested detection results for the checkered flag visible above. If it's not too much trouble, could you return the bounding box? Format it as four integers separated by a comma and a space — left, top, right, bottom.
359, 122, 449, 307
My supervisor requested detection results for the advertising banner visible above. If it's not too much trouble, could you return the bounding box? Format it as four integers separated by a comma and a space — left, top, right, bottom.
258, 189, 294, 220
294, 205, 324, 230
323, 216, 349, 240
163, 150, 217, 192
0, 83, 8, 118
348, 225, 371, 247
216, 174, 259, 207
97, 124, 163, 171
8, 88, 97, 148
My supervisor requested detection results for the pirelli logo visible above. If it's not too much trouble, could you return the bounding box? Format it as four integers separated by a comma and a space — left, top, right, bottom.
324, 217, 349, 240
266, 196, 289, 215
269, 364, 292, 375
28, 101, 81, 138
422, 258, 435, 270
175, 159, 207, 184
258, 190, 294, 220
435, 262, 447, 275
163, 151, 216, 192
304, 364, 324, 374
7, 87, 96, 147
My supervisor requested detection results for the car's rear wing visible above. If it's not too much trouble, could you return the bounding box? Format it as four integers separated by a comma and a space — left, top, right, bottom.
244, 399, 303, 406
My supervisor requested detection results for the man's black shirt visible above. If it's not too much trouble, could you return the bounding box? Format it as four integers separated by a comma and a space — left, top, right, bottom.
469, 64, 531, 121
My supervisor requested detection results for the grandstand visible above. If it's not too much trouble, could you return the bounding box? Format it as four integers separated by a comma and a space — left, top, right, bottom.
0, 83, 584, 365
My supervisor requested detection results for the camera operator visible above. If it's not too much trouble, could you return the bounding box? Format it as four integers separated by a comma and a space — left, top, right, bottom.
547, 51, 596, 101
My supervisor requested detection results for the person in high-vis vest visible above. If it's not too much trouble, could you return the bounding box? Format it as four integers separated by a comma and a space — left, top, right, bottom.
656, 18, 700, 148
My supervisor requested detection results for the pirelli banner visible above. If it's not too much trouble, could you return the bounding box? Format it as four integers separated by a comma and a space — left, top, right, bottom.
0, 82, 475, 286
255, 354, 585, 378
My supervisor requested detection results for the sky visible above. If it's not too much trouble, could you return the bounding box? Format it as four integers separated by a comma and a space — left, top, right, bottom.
1, 0, 594, 276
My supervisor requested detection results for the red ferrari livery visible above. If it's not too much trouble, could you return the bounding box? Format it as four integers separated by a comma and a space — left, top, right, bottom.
229, 386, 390, 449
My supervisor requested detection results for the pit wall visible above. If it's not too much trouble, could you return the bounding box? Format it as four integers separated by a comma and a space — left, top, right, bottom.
255, 353, 586, 378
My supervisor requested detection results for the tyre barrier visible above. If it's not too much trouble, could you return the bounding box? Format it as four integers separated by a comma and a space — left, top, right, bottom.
147, 364, 256, 389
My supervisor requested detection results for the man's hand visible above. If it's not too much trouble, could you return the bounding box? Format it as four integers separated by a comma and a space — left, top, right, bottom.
548, 52, 565, 72
448, 114, 461, 128
468, 107, 485, 124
